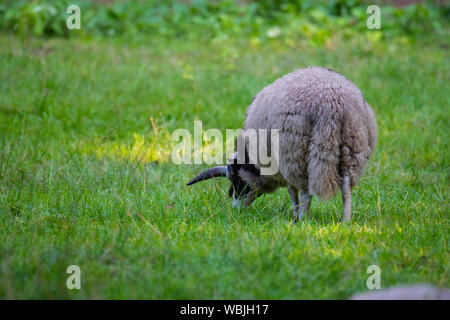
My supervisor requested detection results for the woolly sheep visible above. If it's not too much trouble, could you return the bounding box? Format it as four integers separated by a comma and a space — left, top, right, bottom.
187, 66, 377, 222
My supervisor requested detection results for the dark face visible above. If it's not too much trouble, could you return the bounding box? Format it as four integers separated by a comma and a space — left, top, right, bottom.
186, 151, 262, 208
227, 163, 252, 200
226, 160, 261, 207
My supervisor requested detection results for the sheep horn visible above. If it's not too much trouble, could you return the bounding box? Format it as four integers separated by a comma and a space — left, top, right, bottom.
186, 166, 228, 185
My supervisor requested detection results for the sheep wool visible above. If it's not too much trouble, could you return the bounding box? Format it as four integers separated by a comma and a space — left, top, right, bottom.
240, 66, 377, 200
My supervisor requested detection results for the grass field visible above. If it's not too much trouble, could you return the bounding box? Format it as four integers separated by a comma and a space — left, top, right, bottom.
0, 29, 449, 299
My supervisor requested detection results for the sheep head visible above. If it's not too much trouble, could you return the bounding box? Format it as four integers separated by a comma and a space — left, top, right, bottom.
186, 154, 262, 208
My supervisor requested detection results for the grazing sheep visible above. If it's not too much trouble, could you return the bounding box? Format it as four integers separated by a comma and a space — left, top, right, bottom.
187, 66, 377, 222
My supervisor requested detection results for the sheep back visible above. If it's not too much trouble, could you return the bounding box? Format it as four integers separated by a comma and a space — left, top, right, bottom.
242, 66, 377, 199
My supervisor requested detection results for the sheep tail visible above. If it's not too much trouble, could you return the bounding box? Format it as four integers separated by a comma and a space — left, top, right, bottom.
307, 101, 342, 200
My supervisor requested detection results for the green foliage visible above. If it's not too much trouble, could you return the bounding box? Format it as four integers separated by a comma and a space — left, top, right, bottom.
0, 0, 448, 42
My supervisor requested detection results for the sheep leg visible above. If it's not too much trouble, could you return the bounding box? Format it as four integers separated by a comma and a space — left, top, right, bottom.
299, 192, 312, 219
287, 186, 299, 221
342, 176, 352, 222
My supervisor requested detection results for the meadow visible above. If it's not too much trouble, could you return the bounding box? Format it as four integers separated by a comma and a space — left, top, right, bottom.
0, 0, 449, 299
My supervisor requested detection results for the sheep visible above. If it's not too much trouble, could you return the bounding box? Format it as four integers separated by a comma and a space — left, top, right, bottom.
187, 66, 377, 222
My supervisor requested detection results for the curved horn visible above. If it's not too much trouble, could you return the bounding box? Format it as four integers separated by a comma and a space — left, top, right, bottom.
186, 166, 228, 186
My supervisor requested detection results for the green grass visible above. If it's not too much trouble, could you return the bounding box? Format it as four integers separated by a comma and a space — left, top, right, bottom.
0, 32, 448, 299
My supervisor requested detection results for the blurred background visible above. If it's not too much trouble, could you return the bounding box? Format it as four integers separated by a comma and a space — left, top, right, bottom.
0, 0, 448, 42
